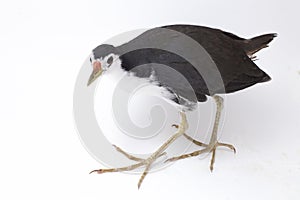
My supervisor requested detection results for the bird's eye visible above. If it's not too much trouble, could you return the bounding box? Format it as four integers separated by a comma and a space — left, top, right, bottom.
107, 56, 113, 65
89, 57, 92, 63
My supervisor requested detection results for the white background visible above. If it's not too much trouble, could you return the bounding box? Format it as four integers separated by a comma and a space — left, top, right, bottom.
1, 0, 300, 199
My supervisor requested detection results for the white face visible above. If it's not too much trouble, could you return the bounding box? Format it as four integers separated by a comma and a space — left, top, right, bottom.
87, 53, 121, 86
90, 53, 119, 72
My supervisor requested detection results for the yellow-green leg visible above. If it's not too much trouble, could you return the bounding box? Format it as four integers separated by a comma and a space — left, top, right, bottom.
90, 111, 188, 189
167, 95, 236, 171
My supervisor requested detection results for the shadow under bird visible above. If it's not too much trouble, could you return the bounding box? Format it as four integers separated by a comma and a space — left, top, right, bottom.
87, 24, 276, 188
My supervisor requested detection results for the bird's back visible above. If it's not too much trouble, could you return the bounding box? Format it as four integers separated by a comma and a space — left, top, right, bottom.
118, 24, 275, 102
161, 25, 274, 92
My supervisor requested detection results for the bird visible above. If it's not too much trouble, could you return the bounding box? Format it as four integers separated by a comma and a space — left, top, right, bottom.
87, 24, 276, 188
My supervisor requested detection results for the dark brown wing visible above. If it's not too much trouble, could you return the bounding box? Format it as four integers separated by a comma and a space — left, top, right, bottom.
161, 24, 271, 93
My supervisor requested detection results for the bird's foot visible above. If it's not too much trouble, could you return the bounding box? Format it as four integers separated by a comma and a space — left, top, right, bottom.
90, 145, 166, 189
166, 129, 236, 171
90, 112, 188, 189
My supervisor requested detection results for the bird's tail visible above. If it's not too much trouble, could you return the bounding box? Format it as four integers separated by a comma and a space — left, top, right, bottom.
243, 33, 277, 56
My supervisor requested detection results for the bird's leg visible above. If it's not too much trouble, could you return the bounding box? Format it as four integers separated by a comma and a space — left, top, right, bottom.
183, 133, 207, 147
112, 144, 167, 162
90, 111, 188, 189
166, 95, 236, 171
112, 144, 144, 162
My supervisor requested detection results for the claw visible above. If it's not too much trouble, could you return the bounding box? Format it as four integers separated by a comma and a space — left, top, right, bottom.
172, 124, 179, 128
217, 142, 236, 154
89, 169, 103, 174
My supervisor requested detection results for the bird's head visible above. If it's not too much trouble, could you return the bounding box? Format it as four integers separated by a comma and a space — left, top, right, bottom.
87, 44, 118, 86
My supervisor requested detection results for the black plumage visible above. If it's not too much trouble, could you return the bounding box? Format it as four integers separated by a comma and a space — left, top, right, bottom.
93, 25, 276, 106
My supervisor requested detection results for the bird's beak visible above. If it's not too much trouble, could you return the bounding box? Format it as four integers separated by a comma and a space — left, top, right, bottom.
87, 61, 103, 86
